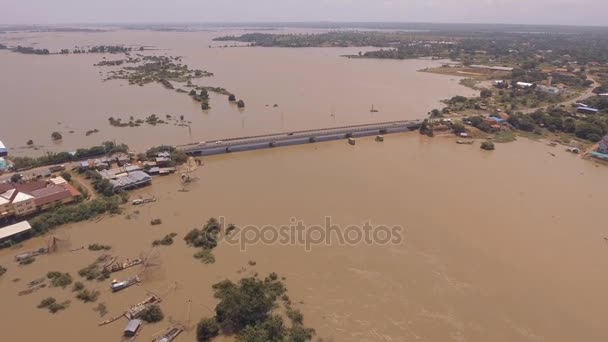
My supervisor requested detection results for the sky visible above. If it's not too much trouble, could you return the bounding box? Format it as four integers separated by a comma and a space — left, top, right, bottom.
0, 0, 606, 26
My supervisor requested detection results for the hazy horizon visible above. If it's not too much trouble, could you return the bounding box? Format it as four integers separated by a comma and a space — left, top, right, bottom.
1, 0, 606, 27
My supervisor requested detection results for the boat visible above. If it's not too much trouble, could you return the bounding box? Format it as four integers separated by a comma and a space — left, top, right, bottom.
18, 283, 47, 296
111, 276, 141, 293
456, 140, 474, 145
98, 315, 124, 326
15, 247, 49, 262
125, 294, 162, 319
132, 197, 156, 205
153, 324, 184, 342
110, 258, 143, 273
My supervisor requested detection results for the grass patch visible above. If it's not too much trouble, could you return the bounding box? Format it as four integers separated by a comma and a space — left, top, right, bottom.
492, 130, 517, 143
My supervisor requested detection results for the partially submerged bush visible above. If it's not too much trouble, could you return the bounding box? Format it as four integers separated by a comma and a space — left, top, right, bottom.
88, 244, 111, 251
76, 289, 100, 303
480, 141, 495, 150
140, 304, 164, 323
47, 272, 73, 288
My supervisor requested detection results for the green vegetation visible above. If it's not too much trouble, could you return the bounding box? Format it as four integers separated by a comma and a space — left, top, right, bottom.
29, 195, 123, 235
152, 233, 177, 247
15, 46, 50, 55
140, 304, 164, 323
38, 297, 70, 313
194, 249, 216, 264
51, 132, 63, 141
197, 318, 220, 342
93, 303, 108, 317
38, 297, 57, 308
88, 243, 111, 251
195, 273, 315, 341
9, 141, 128, 170
216, 30, 608, 65
150, 218, 162, 226
72, 281, 85, 292
78, 261, 111, 281
480, 141, 496, 150
85, 129, 100, 136
76, 288, 100, 303
492, 130, 517, 143
47, 272, 73, 288
104, 55, 212, 86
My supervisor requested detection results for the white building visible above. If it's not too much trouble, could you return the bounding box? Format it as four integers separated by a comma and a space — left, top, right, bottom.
516, 82, 534, 88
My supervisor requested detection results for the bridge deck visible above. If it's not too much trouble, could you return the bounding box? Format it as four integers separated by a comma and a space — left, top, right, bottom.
179, 119, 423, 156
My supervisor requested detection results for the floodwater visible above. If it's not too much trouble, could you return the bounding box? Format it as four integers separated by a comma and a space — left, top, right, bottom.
0, 29, 474, 156
1, 134, 608, 342
1, 29, 608, 342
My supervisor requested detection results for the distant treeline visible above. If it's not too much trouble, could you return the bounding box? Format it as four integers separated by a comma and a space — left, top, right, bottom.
10, 45, 142, 55
10, 141, 128, 170
215, 31, 608, 64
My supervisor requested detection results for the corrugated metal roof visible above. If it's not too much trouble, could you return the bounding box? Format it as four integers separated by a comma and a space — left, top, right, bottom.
0, 221, 32, 240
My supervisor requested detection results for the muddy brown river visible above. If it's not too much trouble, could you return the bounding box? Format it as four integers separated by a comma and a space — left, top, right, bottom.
1, 29, 607, 342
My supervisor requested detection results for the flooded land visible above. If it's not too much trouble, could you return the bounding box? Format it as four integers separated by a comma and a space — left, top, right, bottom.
1, 28, 608, 342
0, 29, 474, 156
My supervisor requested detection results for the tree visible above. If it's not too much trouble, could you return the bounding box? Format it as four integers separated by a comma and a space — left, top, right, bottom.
201, 101, 210, 110
237, 100, 245, 108
139, 304, 164, 323
480, 89, 492, 98
430, 109, 441, 118
51, 132, 63, 141
451, 122, 466, 134
197, 318, 220, 342
228, 94, 236, 102
60, 171, 72, 182
575, 122, 603, 141
480, 141, 495, 150
26, 139, 34, 146
10, 174, 22, 183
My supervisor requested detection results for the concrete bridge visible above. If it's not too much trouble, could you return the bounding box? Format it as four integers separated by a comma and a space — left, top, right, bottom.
178, 119, 423, 156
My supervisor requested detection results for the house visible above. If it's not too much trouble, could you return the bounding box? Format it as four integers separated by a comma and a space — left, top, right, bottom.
124, 319, 142, 337
537, 85, 561, 95
79, 161, 90, 171
577, 107, 599, 114
110, 171, 151, 191
114, 153, 131, 166
0, 140, 7, 157
516, 82, 534, 88
155, 157, 171, 166
0, 221, 32, 243
0, 180, 80, 218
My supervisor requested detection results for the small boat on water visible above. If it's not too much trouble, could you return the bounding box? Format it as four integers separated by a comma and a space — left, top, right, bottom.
109, 258, 143, 273
125, 294, 162, 320
456, 140, 474, 145
111, 276, 141, 293
153, 324, 184, 342
132, 197, 156, 205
